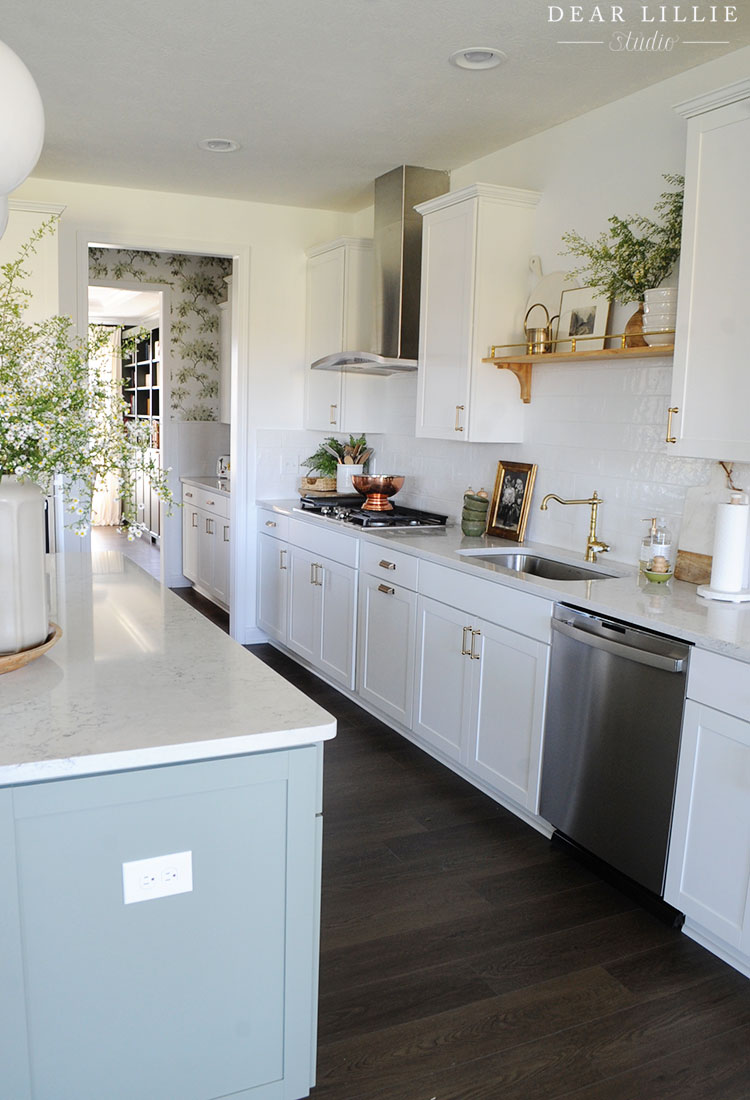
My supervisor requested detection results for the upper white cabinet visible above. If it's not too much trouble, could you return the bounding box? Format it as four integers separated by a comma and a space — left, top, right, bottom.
669, 80, 750, 461
415, 184, 540, 443
304, 237, 388, 434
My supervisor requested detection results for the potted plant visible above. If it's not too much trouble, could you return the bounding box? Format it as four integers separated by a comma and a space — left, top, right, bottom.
301, 434, 371, 494
561, 173, 684, 345
0, 221, 174, 655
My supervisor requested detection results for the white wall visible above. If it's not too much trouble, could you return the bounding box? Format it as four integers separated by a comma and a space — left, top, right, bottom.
259, 44, 750, 568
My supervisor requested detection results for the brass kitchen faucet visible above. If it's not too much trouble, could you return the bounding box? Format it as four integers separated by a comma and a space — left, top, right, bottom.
539, 491, 610, 562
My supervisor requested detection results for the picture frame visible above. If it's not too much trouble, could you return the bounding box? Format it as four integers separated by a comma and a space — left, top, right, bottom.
556, 287, 611, 353
487, 461, 538, 542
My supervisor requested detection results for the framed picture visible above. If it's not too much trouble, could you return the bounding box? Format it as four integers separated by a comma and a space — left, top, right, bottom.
556, 287, 611, 353
487, 461, 538, 542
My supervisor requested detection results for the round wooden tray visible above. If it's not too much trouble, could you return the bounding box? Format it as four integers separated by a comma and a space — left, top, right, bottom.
0, 622, 63, 675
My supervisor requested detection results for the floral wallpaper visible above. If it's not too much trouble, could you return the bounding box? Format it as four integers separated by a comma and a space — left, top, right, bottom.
89, 247, 232, 421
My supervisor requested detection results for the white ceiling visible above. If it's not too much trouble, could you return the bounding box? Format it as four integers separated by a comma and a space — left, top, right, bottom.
88, 285, 161, 323
5, 0, 750, 212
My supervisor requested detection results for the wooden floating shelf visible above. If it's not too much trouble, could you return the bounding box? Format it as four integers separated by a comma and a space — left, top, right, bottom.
482, 344, 675, 404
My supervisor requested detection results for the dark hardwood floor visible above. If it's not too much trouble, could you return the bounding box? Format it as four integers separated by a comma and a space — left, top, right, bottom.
247, 643, 750, 1100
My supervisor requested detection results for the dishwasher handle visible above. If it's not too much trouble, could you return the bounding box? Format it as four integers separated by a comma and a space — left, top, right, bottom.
551, 616, 687, 673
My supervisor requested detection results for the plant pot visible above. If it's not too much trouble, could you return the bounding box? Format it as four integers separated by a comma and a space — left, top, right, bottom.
0, 475, 49, 655
642, 287, 677, 346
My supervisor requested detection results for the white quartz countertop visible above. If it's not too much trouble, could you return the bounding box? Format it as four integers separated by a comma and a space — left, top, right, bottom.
0, 553, 335, 787
181, 475, 231, 495
260, 499, 750, 664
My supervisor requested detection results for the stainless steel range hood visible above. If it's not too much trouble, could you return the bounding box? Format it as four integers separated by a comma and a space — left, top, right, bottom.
312, 165, 449, 375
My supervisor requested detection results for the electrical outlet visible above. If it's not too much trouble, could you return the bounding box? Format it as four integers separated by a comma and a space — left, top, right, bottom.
122, 850, 193, 905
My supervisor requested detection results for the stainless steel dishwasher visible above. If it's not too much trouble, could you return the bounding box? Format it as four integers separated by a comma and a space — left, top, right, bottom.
539, 604, 691, 899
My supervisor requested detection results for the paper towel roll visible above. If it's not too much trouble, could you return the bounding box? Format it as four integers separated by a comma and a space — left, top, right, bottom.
710, 498, 750, 593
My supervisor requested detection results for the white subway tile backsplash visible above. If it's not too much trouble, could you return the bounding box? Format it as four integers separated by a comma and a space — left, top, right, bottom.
255, 362, 746, 565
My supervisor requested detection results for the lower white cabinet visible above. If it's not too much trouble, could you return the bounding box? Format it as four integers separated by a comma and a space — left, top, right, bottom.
257, 532, 288, 643
257, 512, 359, 691
182, 483, 230, 609
357, 574, 418, 727
413, 595, 549, 811
287, 545, 357, 690
666, 699, 750, 959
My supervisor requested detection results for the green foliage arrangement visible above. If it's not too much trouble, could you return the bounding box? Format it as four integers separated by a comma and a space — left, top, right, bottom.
560, 174, 684, 304
302, 435, 370, 478
0, 222, 174, 537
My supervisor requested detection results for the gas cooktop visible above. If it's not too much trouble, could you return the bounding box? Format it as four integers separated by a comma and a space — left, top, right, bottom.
296, 495, 448, 529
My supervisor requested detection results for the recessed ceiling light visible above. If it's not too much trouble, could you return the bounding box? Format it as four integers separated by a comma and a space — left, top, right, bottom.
198, 138, 241, 153
449, 47, 506, 70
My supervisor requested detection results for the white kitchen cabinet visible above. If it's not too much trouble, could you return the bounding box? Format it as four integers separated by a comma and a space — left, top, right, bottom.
669, 80, 750, 461
415, 184, 540, 443
357, 543, 419, 727
261, 516, 359, 690
257, 517, 289, 644
413, 561, 551, 812
182, 482, 230, 609
288, 544, 357, 690
182, 489, 199, 583
304, 237, 388, 434
666, 649, 750, 966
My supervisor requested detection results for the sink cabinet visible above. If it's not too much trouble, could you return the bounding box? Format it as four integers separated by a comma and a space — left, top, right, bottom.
666, 648, 750, 972
415, 184, 540, 443
669, 80, 750, 461
413, 561, 551, 812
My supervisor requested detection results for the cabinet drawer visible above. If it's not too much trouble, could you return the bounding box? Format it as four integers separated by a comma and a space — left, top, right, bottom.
687, 648, 750, 721
360, 540, 419, 591
257, 508, 289, 541
288, 518, 359, 568
418, 559, 552, 643
183, 485, 229, 518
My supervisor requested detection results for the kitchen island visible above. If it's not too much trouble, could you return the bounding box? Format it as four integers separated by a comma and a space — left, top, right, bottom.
0, 552, 335, 1100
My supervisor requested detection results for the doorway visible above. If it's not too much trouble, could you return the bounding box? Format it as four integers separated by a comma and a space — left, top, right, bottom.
87, 282, 168, 581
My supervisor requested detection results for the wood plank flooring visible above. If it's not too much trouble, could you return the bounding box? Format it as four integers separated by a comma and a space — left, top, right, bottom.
247, 644, 750, 1099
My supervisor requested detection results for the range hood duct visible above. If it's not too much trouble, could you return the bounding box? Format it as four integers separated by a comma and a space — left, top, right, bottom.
312, 165, 449, 375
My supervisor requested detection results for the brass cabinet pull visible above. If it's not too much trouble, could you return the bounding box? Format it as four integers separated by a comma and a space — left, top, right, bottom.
329, 404, 338, 425
206, 499, 215, 506
310, 562, 323, 586
666, 406, 679, 444
206, 518, 214, 534
310, 562, 316, 585
191, 512, 198, 528
461, 625, 472, 656
454, 405, 465, 432
379, 560, 396, 570
378, 583, 395, 595
184, 491, 193, 499
265, 519, 277, 528
279, 548, 287, 570
223, 525, 229, 543
470, 629, 481, 660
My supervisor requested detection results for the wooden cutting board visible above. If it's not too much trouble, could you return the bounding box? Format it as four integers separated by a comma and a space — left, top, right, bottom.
675, 465, 726, 584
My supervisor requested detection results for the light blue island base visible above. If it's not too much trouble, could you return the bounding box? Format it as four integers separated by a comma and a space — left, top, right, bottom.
0, 553, 335, 1100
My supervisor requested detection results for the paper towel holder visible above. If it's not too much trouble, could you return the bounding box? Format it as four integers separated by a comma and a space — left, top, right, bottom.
697, 489, 750, 602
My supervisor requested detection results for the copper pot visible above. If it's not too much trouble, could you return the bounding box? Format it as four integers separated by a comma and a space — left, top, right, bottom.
351, 475, 405, 511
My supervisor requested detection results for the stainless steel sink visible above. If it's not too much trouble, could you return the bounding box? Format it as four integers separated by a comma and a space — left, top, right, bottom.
457, 550, 619, 582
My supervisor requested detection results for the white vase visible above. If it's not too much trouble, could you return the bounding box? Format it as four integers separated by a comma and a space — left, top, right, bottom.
642, 287, 678, 346
0, 476, 49, 654
336, 463, 364, 495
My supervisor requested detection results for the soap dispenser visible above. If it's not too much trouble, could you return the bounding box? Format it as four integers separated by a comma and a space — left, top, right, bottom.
640, 517, 673, 576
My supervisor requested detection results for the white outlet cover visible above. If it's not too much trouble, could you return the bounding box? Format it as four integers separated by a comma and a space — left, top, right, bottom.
122, 850, 193, 905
